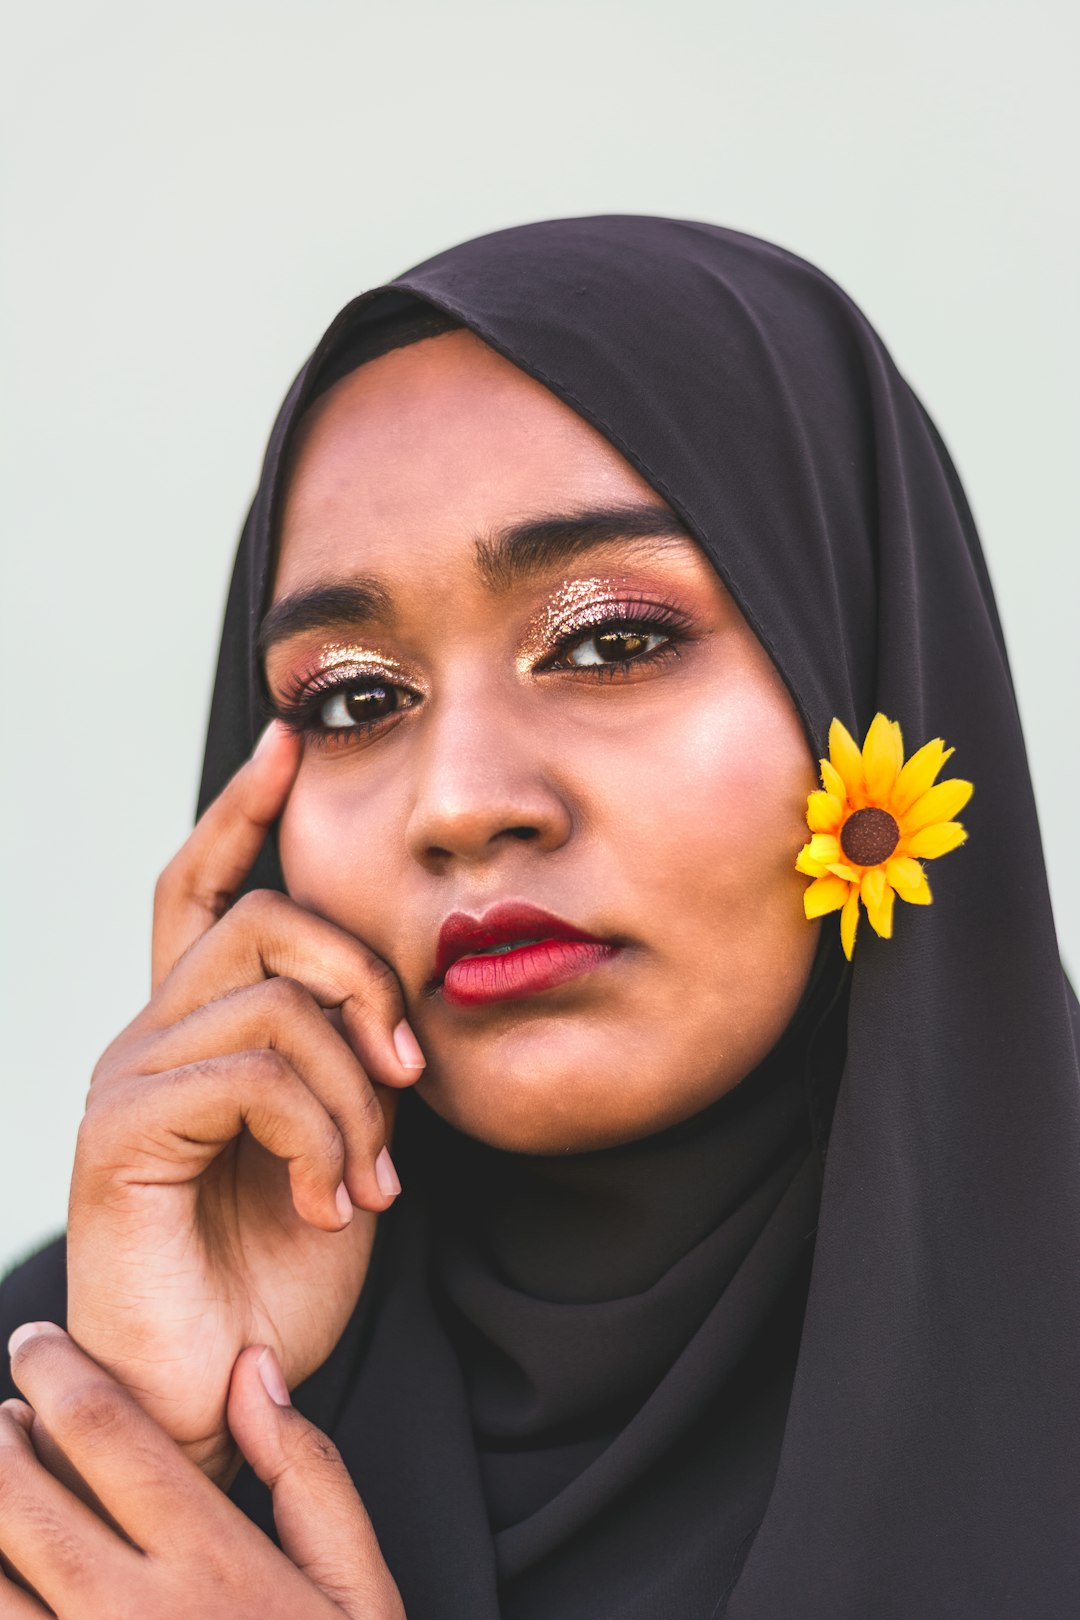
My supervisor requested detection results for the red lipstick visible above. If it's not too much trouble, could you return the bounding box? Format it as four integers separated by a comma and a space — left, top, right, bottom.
434, 901, 621, 1007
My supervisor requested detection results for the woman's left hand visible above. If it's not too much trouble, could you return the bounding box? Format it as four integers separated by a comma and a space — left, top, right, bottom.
0, 1324, 405, 1618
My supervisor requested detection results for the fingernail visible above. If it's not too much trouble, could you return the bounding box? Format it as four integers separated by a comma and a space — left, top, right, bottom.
375, 1146, 401, 1199
256, 1347, 291, 1408
334, 1181, 354, 1225
392, 1019, 426, 1072
8, 1322, 64, 1357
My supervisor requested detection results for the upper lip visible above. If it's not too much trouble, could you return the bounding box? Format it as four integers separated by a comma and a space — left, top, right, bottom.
433, 901, 611, 985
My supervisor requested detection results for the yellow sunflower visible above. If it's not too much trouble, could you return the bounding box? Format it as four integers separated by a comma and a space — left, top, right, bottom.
796, 711, 973, 960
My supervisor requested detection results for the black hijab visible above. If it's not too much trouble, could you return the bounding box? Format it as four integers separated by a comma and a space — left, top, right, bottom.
5, 214, 1078, 1617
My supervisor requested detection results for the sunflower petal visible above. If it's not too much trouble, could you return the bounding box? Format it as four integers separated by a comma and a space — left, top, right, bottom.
806, 833, 841, 866
828, 718, 865, 802
873, 881, 896, 938
806, 790, 844, 833
803, 874, 850, 918
890, 720, 905, 776
862, 711, 901, 801
885, 855, 933, 905
795, 844, 826, 877
840, 885, 860, 960
860, 866, 894, 938
826, 861, 863, 883
901, 777, 974, 836
819, 758, 848, 803
891, 739, 955, 817
905, 820, 968, 859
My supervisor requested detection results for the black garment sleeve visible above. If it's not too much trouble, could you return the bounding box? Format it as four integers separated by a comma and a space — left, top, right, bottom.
0, 1235, 68, 1402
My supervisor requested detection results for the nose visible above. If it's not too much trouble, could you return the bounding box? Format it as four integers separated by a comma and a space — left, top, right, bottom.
403, 684, 574, 869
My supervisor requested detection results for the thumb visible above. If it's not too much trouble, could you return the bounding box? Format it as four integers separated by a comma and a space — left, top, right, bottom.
228, 1346, 405, 1619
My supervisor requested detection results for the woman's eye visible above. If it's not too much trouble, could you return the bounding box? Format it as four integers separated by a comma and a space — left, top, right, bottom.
318, 682, 412, 728
561, 624, 670, 667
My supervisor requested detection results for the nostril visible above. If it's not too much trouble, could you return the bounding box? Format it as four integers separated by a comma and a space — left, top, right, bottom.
505, 826, 540, 841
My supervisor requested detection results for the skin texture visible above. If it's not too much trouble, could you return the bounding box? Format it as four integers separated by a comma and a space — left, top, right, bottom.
271, 327, 822, 1153
21, 325, 823, 1615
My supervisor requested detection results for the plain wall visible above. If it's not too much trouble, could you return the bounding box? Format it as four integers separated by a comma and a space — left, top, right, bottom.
2, 0, 1077, 1272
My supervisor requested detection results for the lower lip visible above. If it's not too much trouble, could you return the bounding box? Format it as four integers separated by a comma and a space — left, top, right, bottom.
440, 939, 620, 1007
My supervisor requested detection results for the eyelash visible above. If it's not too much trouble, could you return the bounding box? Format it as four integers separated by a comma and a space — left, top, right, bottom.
266, 599, 692, 748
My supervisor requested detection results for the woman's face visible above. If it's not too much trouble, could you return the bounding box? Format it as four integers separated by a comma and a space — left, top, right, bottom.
266, 328, 821, 1153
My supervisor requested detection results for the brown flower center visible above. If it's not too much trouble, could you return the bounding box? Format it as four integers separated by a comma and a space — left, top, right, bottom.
840, 806, 900, 867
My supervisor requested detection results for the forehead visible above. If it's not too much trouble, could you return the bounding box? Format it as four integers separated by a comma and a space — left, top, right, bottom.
272, 328, 666, 599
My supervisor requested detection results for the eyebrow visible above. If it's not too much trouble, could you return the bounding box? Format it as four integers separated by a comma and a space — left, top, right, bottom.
257, 503, 695, 660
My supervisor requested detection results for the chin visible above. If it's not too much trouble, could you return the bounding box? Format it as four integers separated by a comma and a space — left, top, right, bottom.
413, 1026, 707, 1156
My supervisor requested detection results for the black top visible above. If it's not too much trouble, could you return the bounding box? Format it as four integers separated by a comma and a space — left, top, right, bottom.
6, 215, 1079, 1618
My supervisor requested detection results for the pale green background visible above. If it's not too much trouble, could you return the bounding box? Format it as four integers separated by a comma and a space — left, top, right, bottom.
2, 0, 1077, 1273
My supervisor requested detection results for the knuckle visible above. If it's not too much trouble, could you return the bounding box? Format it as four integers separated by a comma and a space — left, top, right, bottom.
86, 1026, 136, 1099
288, 1106, 346, 1183
360, 949, 401, 1003
54, 1381, 131, 1448
294, 1422, 345, 1474
316, 1117, 346, 1171
227, 886, 284, 931
344, 982, 405, 1056
153, 857, 183, 912
353, 1082, 386, 1140
258, 974, 312, 1025
72, 1108, 117, 1192
74, 1085, 127, 1154
247, 1046, 292, 1088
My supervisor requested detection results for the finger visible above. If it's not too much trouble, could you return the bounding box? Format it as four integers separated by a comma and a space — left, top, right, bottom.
0, 1561, 50, 1619
152, 720, 302, 991
11, 1402, 129, 1543
79, 1049, 363, 1232
0, 1408, 31, 1439
1, 1400, 110, 1529
0, 1384, 132, 1616
134, 977, 402, 1212
227, 1347, 405, 1620
0, 1407, 49, 1615
149, 887, 425, 1093
7, 1326, 232, 1564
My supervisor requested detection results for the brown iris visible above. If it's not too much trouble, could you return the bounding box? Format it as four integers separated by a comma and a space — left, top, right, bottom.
343, 684, 399, 722
593, 628, 653, 659
840, 806, 900, 867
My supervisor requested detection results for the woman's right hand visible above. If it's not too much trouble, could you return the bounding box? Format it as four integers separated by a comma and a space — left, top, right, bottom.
65, 721, 426, 1489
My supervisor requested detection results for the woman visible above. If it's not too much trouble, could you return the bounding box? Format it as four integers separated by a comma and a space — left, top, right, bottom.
1, 214, 1077, 1618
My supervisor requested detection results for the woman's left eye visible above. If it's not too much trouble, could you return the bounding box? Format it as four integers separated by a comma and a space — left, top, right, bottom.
555, 622, 673, 669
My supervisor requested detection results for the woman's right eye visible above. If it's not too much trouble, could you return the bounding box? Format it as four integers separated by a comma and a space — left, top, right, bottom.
318, 682, 416, 729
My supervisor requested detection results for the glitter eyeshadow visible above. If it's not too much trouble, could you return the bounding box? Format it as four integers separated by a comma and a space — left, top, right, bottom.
309, 642, 411, 683
514, 577, 651, 671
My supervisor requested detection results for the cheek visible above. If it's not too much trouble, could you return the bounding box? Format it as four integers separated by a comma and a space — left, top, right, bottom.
276, 762, 397, 938
587, 670, 819, 1115
604, 674, 816, 918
